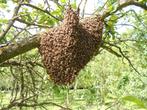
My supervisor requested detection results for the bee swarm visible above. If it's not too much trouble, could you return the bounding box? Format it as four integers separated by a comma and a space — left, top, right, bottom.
39, 6, 103, 85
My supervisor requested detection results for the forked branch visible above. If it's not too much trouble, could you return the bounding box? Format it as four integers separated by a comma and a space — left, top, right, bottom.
104, 41, 142, 76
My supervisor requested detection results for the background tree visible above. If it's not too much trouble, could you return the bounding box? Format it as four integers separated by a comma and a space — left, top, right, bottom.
0, 0, 147, 110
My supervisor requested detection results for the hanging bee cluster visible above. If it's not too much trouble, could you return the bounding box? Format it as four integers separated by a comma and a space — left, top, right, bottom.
39, 6, 103, 85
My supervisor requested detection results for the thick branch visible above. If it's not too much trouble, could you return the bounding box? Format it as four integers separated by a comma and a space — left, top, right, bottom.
0, 34, 40, 64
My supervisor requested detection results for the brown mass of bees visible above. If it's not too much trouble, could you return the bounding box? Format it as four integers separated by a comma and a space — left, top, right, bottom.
39, 6, 103, 85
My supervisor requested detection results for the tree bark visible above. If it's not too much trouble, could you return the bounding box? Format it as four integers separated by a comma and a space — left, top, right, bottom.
0, 34, 40, 63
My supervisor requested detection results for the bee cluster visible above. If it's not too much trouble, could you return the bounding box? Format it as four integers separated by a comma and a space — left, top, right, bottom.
39, 6, 103, 85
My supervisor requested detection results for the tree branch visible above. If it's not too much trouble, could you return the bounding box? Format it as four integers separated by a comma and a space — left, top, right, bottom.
0, 101, 71, 110
101, 45, 121, 57
21, 3, 61, 21
0, 60, 44, 67
102, 1, 147, 19
16, 102, 71, 110
0, 1, 22, 41
104, 41, 142, 76
0, 0, 146, 64
16, 18, 51, 28
0, 34, 41, 64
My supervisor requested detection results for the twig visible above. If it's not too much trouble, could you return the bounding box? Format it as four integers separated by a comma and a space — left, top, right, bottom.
105, 101, 120, 110
81, 0, 87, 18
0, 95, 37, 110
101, 45, 121, 57
117, 23, 143, 32
114, 38, 137, 44
130, 10, 147, 28
18, 102, 72, 110
16, 18, 51, 28
21, 3, 61, 21
104, 42, 141, 75
0, 60, 44, 67
9, 25, 30, 43
10, 66, 19, 102
0, 101, 72, 110
77, 0, 83, 12
93, 0, 109, 14
0, 1, 23, 41
102, 1, 147, 19
51, 0, 64, 9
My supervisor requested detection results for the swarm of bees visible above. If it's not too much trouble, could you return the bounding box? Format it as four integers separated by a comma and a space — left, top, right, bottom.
39, 6, 103, 85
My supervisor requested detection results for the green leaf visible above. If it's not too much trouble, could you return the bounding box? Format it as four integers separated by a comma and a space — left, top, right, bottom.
0, 0, 6, 3
108, 5, 114, 12
51, 8, 63, 18
0, 3, 7, 8
53, 86, 60, 95
110, 14, 118, 23
60, 0, 66, 3
38, 15, 48, 24
122, 96, 146, 109
0, 19, 8, 24
47, 19, 55, 26
71, 2, 77, 9
26, 14, 32, 21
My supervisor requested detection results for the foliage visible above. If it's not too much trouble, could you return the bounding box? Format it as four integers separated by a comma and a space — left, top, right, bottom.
0, 0, 147, 110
